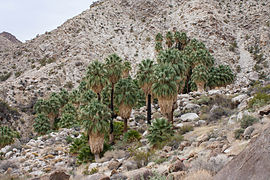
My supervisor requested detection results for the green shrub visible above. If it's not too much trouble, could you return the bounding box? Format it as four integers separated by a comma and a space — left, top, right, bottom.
248, 93, 270, 109
240, 115, 259, 129
166, 132, 184, 150
113, 121, 124, 140
0, 72, 12, 82
149, 172, 169, 180
15, 71, 22, 78
179, 125, 194, 134
58, 113, 78, 129
128, 148, 154, 167
123, 129, 141, 143
234, 128, 244, 139
154, 157, 168, 164
33, 113, 51, 135
77, 145, 94, 164
146, 118, 174, 148
0, 126, 20, 148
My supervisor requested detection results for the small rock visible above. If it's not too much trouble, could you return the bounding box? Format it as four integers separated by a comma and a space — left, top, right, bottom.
123, 168, 152, 180
232, 94, 248, 104
110, 173, 128, 180
162, 146, 172, 153
258, 105, 270, 116
49, 171, 70, 180
176, 123, 184, 128
122, 160, 138, 171
243, 126, 255, 139
83, 173, 110, 180
108, 160, 121, 170
168, 160, 186, 172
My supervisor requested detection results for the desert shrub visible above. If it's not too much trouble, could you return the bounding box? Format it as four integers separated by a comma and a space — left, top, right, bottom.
154, 157, 168, 165
183, 169, 212, 180
0, 72, 12, 82
240, 115, 259, 129
234, 128, 244, 139
128, 148, 154, 167
123, 129, 141, 142
147, 118, 174, 148
113, 121, 124, 140
248, 92, 270, 109
209, 94, 235, 109
83, 167, 99, 175
166, 132, 184, 150
33, 113, 50, 135
58, 113, 78, 129
149, 172, 169, 180
15, 71, 22, 78
208, 106, 232, 122
179, 125, 194, 134
193, 95, 211, 105
69, 133, 111, 164
0, 126, 20, 148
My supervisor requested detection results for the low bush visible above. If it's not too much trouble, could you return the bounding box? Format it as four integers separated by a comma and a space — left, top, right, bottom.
179, 125, 194, 134
0, 72, 12, 82
123, 129, 141, 143
0, 126, 20, 148
248, 92, 270, 109
147, 118, 174, 148
128, 148, 154, 167
240, 115, 259, 129
113, 121, 124, 140
234, 128, 244, 139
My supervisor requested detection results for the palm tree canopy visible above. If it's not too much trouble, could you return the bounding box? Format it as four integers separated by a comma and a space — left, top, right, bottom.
157, 48, 187, 77
136, 59, 156, 95
114, 77, 138, 107
105, 53, 123, 84
208, 65, 235, 87
155, 33, 163, 42
78, 81, 87, 93
166, 31, 175, 47
123, 61, 131, 72
86, 60, 108, 94
69, 89, 81, 104
152, 64, 179, 99
62, 102, 77, 115
80, 90, 97, 106
80, 100, 111, 134
191, 64, 209, 83
34, 99, 50, 114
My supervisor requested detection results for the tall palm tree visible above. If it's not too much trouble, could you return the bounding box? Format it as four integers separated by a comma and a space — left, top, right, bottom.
208, 65, 235, 89
191, 64, 209, 92
47, 95, 61, 128
86, 60, 108, 101
79, 100, 111, 161
79, 90, 97, 107
136, 59, 156, 124
105, 53, 123, 142
114, 78, 137, 132
152, 64, 179, 124
155, 42, 163, 54
69, 89, 81, 108
155, 33, 163, 42
122, 61, 132, 78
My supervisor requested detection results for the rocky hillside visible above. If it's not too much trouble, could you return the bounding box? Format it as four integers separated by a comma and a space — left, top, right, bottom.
0, 87, 270, 179
0, 0, 270, 174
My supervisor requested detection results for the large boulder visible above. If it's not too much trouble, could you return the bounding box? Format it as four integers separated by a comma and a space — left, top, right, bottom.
180, 113, 199, 122
214, 123, 270, 180
123, 168, 152, 180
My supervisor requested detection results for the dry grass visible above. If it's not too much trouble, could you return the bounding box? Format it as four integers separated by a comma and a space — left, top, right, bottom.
183, 169, 213, 180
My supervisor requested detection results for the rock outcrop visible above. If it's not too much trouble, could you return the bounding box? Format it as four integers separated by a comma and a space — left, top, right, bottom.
215, 122, 270, 180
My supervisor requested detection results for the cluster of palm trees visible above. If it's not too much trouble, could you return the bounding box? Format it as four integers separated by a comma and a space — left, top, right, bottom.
33, 31, 235, 160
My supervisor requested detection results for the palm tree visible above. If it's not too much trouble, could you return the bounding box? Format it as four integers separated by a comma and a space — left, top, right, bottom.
179, 32, 188, 50
166, 31, 175, 48
58, 89, 69, 107
69, 89, 81, 108
155, 42, 163, 54
47, 95, 61, 128
122, 61, 132, 78
86, 60, 108, 101
155, 33, 163, 42
136, 59, 156, 124
105, 53, 123, 142
190, 49, 214, 68
191, 64, 209, 92
152, 64, 179, 124
79, 90, 97, 107
208, 65, 235, 89
78, 81, 87, 94
114, 78, 137, 132
79, 100, 111, 161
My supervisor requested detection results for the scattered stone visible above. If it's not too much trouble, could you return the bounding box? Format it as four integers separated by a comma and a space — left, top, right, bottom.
258, 105, 270, 116
49, 171, 70, 180
243, 126, 255, 139
108, 160, 122, 170
122, 160, 138, 171
123, 168, 152, 180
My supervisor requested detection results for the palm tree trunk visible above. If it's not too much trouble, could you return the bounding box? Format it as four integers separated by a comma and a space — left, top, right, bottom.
147, 94, 151, 125
97, 93, 101, 102
110, 83, 115, 144
89, 132, 104, 162
168, 109, 174, 125
124, 118, 128, 132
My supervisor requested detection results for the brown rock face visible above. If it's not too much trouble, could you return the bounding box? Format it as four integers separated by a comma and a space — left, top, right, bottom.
214, 123, 270, 180
0, 31, 21, 44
